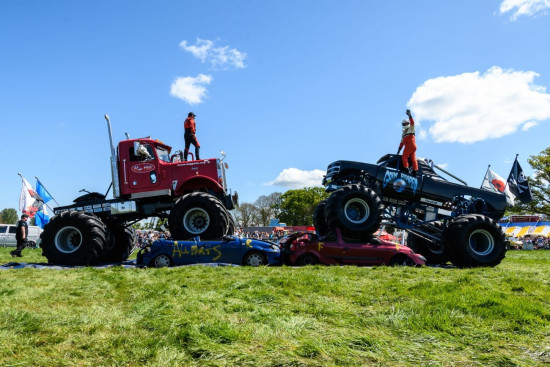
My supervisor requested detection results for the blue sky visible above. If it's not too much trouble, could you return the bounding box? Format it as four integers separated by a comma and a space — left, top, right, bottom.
1, 0, 550, 214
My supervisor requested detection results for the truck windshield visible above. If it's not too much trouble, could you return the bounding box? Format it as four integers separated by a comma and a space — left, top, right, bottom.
156, 147, 170, 163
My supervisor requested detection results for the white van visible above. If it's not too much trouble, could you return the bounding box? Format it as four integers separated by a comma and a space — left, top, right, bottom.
0, 224, 43, 248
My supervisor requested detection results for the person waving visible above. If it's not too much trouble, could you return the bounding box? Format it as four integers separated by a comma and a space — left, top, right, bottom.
397, 109, 418, 176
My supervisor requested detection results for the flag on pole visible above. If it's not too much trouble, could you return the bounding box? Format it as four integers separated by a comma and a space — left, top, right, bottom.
35, 206, 50, 228
19, 176, 43, 218
36, 179, 54, 203
481, 168, 515, 205
507, 157, 532, 204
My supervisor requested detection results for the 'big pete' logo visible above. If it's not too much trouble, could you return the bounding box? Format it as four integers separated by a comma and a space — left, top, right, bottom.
131, 163, 155, 173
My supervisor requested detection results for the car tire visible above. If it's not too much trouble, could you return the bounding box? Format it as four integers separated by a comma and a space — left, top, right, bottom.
298, 253, 319, 266
152, 254, 172, 268
407, 222, 449, 265
40, 211, 107, 265
389, 254, 416, 266
443, 214, 506, 267
169, 192, 228, 240
324, 184, 383, 239
313, 200, 330, 237
243, 251, 267, 266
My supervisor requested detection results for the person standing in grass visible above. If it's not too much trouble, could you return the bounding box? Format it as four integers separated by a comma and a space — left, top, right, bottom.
10, 214, 29, 258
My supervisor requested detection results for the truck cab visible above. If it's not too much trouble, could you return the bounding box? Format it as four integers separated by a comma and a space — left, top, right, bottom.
116, 139, 234, 209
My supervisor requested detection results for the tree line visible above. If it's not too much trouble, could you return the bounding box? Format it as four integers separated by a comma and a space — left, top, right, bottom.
231, 187, 329, 227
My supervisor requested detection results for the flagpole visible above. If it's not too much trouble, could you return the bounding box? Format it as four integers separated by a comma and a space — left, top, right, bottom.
35, 176, 61, 207
480, 164, 491, 189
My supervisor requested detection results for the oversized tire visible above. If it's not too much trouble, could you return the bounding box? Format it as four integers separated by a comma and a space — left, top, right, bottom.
227, 212, 236, 236
243, 251, 267, 266
298, 253, 319, 266
101, 224, 136, 263
169, 192, 228, 240
443, 214, 506, 267
407, 222, 449, 265
324, 184, 384, 239
313, 200, 330, 237
40, 211, 107, 265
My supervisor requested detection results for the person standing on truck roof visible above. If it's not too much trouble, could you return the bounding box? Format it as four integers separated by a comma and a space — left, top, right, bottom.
397, 109, 418, 176
183, 112, 200, 161
10, 214, 29, 258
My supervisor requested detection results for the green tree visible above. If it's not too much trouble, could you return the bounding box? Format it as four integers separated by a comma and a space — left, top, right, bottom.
506, 147, 550, 216
278, 187, 329, 226
0, 208, 18, 224
232, 203, 260, 228
254, 192, 282, 226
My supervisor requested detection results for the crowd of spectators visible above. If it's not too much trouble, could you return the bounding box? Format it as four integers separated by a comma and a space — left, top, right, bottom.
135, 228, 292, 247
135, 230, 171, 248
236, 229, 288, 241
508, 235, 549, 250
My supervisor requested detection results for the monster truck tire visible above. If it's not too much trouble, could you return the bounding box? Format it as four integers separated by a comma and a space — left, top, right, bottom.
324, 184, 383, 239
443, 214, 506, 267
101, 224, 136, 263
313, 200, 330, 237
40, 211, 107, 265
227, 212, 236, 236
407, 222, 449, 265
169, 192, 228, 240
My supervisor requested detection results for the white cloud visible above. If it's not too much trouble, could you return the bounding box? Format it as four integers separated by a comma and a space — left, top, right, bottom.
265, 168, 326, 188
169, 74, 212, 105
179, 38, 247, 70
522, 121, 539, 130
499, 0, 550, 20
408, 66, 550, 144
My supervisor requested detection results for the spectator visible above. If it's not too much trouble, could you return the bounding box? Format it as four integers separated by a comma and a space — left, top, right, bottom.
10, 214, 29, 258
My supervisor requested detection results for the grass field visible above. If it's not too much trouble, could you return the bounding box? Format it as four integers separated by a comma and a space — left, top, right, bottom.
0, 247, 549, 367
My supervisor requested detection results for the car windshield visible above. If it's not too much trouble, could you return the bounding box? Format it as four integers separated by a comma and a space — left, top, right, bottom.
156, 146, 170, 163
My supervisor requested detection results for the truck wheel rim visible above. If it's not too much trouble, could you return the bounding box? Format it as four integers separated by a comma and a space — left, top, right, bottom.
154, 255, 171, 267
183, 208, 210, 234
344, 198, 370, 224
54, 226, 83, 254
469, 229, 494, 256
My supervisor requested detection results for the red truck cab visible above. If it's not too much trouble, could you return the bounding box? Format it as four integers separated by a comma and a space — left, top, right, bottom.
116, 139, 227, 199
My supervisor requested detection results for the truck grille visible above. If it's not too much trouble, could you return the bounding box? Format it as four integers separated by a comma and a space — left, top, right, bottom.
326, 163, 341, 178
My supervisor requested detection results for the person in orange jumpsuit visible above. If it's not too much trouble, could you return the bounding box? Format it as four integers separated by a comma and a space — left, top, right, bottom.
398, 109, 418, 176
183, 112, 200, 161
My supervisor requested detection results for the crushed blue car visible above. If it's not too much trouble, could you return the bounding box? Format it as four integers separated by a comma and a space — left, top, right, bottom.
136, 235, 281, 268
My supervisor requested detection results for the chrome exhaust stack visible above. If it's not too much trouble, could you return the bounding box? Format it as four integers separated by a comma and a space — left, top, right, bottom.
104, 114, 120, 198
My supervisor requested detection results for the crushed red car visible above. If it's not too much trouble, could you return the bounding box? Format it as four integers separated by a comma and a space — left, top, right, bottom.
279, 228, 425, 267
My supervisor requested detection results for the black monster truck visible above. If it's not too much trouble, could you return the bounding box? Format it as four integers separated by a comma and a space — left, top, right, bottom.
315, 154, 508, 267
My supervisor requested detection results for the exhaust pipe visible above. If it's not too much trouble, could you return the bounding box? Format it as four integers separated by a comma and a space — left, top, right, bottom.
104, 115, 120, 198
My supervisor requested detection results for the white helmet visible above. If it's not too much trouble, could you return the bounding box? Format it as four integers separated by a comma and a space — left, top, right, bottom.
402, 119, 410, 126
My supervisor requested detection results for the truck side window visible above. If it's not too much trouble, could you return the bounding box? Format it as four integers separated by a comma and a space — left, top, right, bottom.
0, 225, 6, 233
9, 226, 17, 234
129, 145, 155, 162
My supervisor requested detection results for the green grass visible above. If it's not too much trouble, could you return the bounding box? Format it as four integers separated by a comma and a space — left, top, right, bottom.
0, 248, 549, 366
